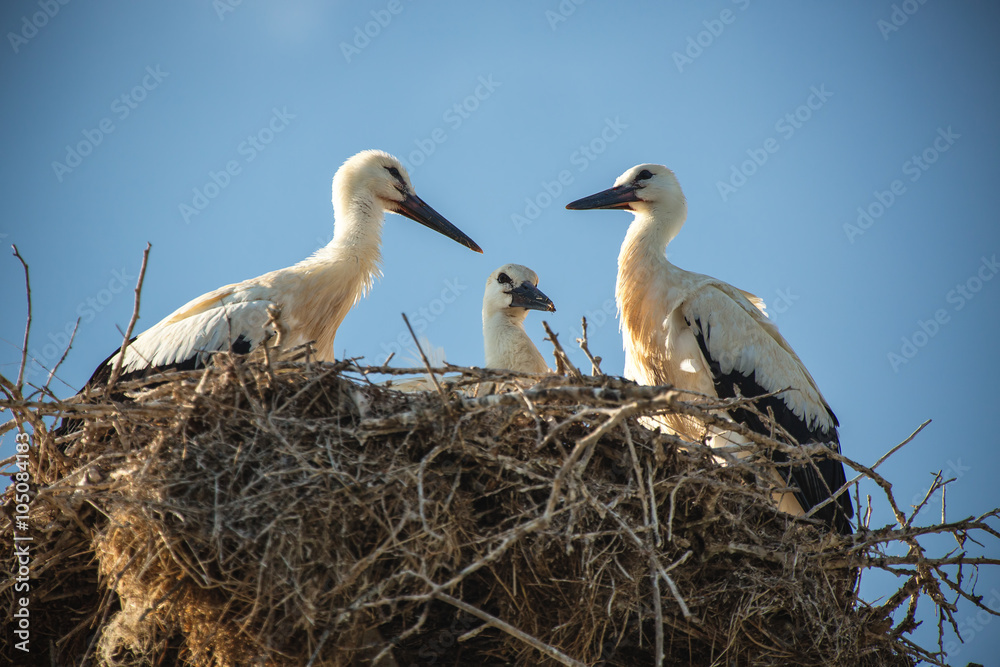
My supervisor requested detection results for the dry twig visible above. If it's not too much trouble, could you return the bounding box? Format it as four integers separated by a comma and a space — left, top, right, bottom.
104, 243, 152, 395
542, 320, 582, 380
575, 316, 604, 376
11, 245, 31, 391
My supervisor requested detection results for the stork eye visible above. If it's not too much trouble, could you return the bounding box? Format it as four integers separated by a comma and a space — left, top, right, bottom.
497, 272, 512, 285
384, 166, 405, 185
637, 169, 653, 181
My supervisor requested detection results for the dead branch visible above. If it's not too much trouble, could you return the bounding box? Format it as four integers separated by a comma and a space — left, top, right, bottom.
11, 245, 31, 391
542, 320, 582, 380
575, 316, 604, 376
104, 242, 151, 396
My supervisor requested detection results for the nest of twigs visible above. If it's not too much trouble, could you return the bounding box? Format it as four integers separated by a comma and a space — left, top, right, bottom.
2, 342, 998, 666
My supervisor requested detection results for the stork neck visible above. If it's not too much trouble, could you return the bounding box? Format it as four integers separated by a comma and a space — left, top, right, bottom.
297, 194, 385, 303
618, 209, 683, 276
483, 309, 531, 367
615, 208, 686, 336
284, 198, 384, 359
483, 306, 528, 332
632, 206, 684, 250
330, 194, 385, 253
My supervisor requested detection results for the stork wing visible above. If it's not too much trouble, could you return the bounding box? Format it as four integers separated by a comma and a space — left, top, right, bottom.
87, 285, 276, 387
680, 284, 853, 533
159, 283, 241, 325
736, 288, 768, 317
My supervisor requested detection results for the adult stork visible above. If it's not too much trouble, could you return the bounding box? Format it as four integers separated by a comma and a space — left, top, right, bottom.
565, 164, 853, 534
85, 149, 482, 388
482, 263, 556, 375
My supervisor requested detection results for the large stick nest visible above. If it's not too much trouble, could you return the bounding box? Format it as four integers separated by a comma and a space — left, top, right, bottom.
2, 348, 998, 666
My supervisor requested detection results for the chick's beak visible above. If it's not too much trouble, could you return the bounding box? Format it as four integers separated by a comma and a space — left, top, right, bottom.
509, 281, 556, 312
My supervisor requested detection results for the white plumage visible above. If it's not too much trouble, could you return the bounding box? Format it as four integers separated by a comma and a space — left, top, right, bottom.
87, 149, 481, 386
566, 164, 853, 533
482, 263, 555, 374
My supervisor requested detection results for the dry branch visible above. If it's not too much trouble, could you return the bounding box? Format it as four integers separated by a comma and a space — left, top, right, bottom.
10, 245, 31, 392
575, 317, 604, 376
104, 243, 151, 395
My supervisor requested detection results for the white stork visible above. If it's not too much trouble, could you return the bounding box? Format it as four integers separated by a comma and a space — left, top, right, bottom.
383, 264, 554, 395
566, 164, 853, 534
85, 150, 482, 387
482, 263, 555, 375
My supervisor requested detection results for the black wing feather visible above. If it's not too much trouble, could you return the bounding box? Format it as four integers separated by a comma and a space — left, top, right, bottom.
54, 334, 256, 440
689, 316, 854, 534
83, 334, 255, 388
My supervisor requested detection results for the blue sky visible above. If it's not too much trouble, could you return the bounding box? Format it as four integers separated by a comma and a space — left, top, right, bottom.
2, 2, 998, 662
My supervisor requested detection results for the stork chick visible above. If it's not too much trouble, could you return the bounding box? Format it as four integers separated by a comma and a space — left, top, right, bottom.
566, 164, 853, 534
482, 263, 556, 374
385, 265, 554, 396
86, 150, 482, 386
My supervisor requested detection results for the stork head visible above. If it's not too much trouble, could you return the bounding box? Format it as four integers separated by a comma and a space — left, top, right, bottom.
332, 150, 482, 253
483, 264, 556, 320
565, 163, 687, 219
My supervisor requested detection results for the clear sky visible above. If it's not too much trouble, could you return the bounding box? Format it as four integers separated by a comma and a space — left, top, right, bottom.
2, 2, 998, 662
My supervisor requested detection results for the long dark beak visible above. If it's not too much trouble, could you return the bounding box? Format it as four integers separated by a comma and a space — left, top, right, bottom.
396, 192, 483, 253
565, 183, 640, 211
510, 281, 556, 312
